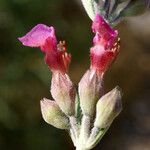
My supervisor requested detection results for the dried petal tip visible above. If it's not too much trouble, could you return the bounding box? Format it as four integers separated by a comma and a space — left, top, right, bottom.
94, 86, 122, 128
40, 98, 69, 129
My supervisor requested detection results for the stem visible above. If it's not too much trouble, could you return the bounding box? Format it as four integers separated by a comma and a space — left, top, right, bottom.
88, 126, 99, 144
86, 126, 109, 149
79, 115, 91, 143
76, 146, 89, 150
75, 115, 91, 150
69, 116, 79, 139
70, 128, 77, 147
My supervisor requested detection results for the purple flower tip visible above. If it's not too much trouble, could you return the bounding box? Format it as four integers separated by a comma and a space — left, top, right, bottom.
18, 24, 56, 47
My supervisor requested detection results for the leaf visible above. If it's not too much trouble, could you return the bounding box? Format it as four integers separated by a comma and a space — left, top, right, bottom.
81, 0, 99, 20
109, 0, 147, 25
120, 0, 146, 17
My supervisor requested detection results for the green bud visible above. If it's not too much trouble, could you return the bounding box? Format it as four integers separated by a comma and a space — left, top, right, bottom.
94, 86, 122, 128
40, 98, 69, 129
79, 69, 103, 117
51, 72, 76, 116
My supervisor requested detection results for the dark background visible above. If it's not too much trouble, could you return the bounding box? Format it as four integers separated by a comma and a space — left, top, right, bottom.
0, 0, 150, 150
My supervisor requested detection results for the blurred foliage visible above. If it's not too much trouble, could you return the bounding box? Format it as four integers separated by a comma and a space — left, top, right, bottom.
0, 0, 150, 150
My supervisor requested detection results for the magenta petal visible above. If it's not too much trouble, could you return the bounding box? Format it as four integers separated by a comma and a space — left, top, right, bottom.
18, 24, 57, 47
92, 14, 104, 33
92, 14, 118, 46
90, 45, 114, 73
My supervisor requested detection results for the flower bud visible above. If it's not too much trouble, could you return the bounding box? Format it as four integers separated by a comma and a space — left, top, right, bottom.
94, 86, 122, 128
78, 69, 103, 116
51, 72, 76, 116
40, 98, 69, 129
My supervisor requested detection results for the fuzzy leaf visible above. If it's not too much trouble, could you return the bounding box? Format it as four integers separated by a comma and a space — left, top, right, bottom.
81, 0, 99, 20
120, 0, 146, 17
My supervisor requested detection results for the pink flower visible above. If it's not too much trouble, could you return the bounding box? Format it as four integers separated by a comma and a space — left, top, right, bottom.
90, 14, 120, 74
92, 14, 118, 47
18, 24, 71, 73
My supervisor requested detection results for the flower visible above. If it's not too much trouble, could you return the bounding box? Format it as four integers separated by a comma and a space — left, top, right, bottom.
18, 24, 71, 73
90, 14, 120, 74
19, 24, 76, 116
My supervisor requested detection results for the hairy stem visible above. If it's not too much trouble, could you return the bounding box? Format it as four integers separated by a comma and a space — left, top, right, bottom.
79, 115, 91, 143
75, 115, 91, 150
76, 146, 89, 150
69, 116, 79, 140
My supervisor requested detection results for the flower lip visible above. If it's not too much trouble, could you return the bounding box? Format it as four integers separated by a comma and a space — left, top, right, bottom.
18, 24, 57, 47
92, 14, 118, 47
92, 14, 116, 35
18, 24, 71, 73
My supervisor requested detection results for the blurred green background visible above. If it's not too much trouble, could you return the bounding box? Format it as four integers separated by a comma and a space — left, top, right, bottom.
0, 0, 150, 150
